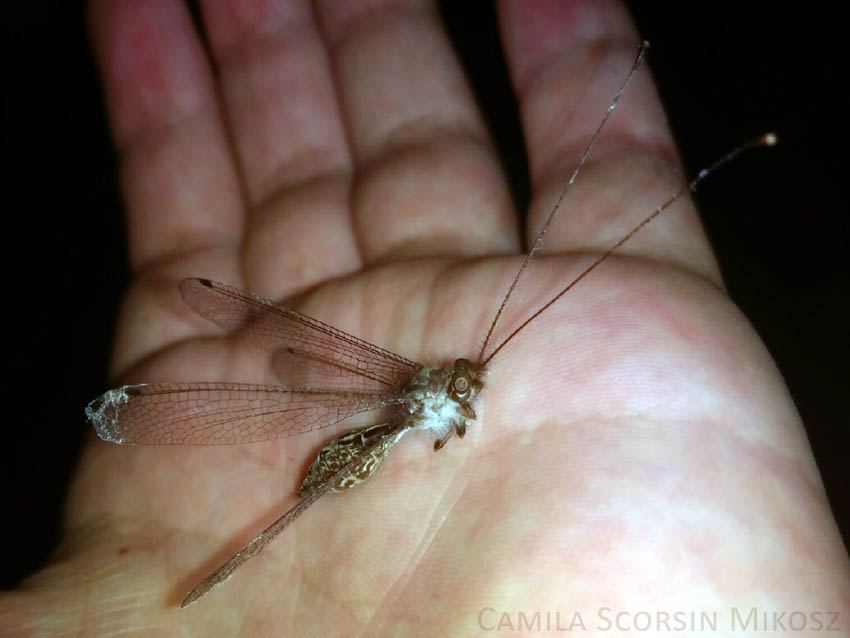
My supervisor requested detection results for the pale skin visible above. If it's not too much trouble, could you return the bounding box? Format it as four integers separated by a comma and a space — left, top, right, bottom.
3, 0, 848, 636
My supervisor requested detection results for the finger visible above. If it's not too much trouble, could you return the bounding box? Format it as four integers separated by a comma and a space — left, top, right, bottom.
199, 0, 360, 297
498, 0, 720, 281
317, 0, 518, 263
89, 0, 244, 271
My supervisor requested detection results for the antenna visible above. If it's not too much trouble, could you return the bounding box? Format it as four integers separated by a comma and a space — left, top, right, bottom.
479, 132, 778, 368
477, 40, 650, 364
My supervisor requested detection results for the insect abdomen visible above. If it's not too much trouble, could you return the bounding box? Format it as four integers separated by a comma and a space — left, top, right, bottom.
299, 423, 404, 495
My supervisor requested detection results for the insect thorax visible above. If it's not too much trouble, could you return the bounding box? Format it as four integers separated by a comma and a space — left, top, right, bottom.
402, 359, 480, 444
299, 359, 481, 495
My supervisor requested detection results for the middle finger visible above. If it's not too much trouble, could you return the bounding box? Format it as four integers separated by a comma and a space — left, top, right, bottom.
316, 0, 518, 263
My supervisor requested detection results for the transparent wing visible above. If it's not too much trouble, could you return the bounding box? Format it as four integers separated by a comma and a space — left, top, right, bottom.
85, 382, 403, 445
180, 278, 421, 392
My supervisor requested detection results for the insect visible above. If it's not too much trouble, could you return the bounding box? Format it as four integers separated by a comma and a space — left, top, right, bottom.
84, 41, 775, 607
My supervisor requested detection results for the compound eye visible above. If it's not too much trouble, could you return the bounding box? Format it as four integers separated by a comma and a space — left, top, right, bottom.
453, 376, 469, 397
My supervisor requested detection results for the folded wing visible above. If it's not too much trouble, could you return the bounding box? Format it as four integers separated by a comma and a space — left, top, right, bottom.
180, 279, 421, 392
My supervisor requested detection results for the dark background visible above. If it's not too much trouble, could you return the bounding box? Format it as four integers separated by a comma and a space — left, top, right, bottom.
2, 2, 847, 589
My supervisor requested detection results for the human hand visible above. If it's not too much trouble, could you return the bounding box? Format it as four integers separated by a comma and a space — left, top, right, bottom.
3, 1, 847, 635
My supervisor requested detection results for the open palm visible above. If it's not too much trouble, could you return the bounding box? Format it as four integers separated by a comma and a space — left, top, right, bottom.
5, 1, 847, 636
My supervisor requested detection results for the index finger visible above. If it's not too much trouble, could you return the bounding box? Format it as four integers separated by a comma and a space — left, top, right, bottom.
89, 0, 244, 272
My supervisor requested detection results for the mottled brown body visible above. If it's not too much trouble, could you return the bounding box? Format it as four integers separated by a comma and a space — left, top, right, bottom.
300, 423, 403, 495
300, 358, 482, 495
